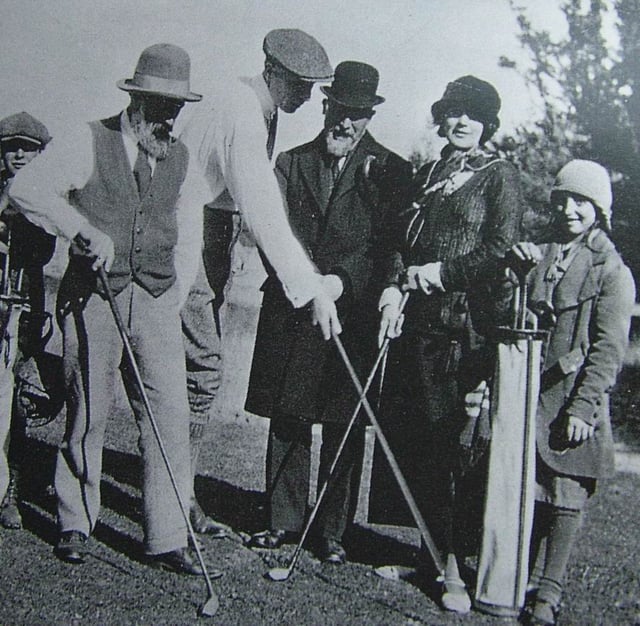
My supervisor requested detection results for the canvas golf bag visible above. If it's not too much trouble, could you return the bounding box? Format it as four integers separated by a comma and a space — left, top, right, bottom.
474, 269, 546, 617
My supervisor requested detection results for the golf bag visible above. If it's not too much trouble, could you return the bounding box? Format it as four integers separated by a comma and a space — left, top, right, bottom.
474, 271, 546, 617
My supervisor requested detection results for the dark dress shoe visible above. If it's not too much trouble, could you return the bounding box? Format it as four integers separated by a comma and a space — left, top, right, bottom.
150, 547, 223, 578
317, 538, 346, 564
190, 503, 228, 538
55, 531, 88, 564
248, 529, 287, 549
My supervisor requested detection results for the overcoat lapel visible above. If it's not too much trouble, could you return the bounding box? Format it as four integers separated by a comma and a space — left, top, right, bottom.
297, 135, 332, 213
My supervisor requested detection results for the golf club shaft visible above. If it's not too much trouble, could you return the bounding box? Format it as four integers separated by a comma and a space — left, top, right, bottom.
97, 267, 217, 600
282, 338, 392, 578
273, 291, 409, 580
333, 333, 445, 575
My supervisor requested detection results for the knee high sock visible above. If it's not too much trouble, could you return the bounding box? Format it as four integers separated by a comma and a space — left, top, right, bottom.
536, 506, 583, 607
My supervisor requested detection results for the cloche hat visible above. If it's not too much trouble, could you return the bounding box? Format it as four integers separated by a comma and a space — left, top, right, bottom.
431, 75, 501, 141
117, 43, 202, 102
552, 159, 613, 231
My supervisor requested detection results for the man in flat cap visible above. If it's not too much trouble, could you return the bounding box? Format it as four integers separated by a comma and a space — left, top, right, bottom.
0, 112, 56, 530
245, 61, 412, 564
176, 28, 342, 536
10, 44, 215, 575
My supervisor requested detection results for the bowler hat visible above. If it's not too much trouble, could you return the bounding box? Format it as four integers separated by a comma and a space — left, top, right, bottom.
263, 29, 332, 81
321, 61, 385, 109
0, 112, 51, 147
117, 43, 202, 102
431, 75, 500, 131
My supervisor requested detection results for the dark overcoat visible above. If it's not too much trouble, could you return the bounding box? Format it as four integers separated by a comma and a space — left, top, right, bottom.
531, 229, 635, 479
368, 149, 524, 533
245, 131, 412, 423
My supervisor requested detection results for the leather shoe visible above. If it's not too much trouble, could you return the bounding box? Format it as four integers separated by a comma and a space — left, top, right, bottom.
55, 530, 88, 564
248, 529, 287, 549
317, 537, 346, 564
190, 503, 228, 538
150, 547, 222, 578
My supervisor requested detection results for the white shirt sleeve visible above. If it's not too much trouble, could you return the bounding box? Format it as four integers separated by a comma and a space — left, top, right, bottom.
174, 154, 208, 307
9, 124, 94, 241
179, 89, 322, 308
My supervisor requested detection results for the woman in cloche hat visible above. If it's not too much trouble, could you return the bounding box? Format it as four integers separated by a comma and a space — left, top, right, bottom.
371, 76, 524, 614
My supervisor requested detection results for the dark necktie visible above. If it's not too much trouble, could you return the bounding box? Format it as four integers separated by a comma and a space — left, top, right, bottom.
266, 110, 278, 160
133, 146, 152, 198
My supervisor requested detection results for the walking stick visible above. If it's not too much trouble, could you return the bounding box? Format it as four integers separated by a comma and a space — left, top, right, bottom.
332, 332, 445, 576
96, 267, 219, 617
267, 293, 410, 582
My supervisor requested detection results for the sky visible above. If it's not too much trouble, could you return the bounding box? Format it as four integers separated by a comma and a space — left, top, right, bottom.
0, 0, 570, 160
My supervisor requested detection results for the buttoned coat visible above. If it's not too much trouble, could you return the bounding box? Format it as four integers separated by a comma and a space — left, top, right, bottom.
245, 131, 412, 423
530, 228, 635, 479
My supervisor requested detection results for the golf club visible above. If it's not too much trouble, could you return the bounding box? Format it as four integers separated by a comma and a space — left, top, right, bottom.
267, 292, 409, 582
96, 266, 219, 617
332, 332, 445, 576
267, 295, 408, 581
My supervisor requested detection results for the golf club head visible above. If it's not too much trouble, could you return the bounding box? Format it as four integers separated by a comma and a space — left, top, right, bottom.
266, 567, 291, 582
199, 593, 219, 617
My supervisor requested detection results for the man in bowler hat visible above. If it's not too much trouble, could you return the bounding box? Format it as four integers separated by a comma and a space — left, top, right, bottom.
176, 29, 343, 536
245, 61, 412, 563
10, 44, 214, 575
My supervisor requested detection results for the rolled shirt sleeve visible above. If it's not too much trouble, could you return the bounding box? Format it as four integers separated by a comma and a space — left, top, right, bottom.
9, 124, 93, 240
174, 156, 208, 306
178, 83, 322, 308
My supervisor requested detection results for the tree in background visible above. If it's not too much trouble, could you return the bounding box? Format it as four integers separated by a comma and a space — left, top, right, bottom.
495, 0, 640, 278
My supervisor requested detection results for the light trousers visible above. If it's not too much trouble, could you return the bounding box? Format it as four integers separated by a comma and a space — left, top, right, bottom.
55, 282, 191, 555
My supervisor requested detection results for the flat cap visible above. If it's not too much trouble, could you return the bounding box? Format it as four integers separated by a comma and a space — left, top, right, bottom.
0, 112, 51, 147
263, 28, 332, 82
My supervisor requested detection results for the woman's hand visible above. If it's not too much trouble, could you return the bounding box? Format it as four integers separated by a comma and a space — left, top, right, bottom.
377, 287, 405, 347
404, 262, 444, 295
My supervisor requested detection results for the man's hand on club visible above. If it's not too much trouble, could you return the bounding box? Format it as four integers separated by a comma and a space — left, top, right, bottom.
75, 224, 115, 271
404, 262, 444, 295
377, 286, 405, 347
311, 274, 343, 340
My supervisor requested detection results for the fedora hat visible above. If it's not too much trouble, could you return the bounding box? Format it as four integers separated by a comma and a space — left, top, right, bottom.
263, 29, 332, 82
321, 61, 385, 109
117, 43, 202, 102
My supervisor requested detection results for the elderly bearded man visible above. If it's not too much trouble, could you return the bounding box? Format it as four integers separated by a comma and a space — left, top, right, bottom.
176, 28, 342, 536
10, 44, 214, 575
245, 61, 412, 564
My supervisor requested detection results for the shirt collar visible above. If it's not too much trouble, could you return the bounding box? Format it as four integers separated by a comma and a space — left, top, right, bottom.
244, 74, 277, 124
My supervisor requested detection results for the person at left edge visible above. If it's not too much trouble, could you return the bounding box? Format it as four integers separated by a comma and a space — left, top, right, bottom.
9, 44, 215, 576
0, 112, 55, 530
245, 61, 413, 564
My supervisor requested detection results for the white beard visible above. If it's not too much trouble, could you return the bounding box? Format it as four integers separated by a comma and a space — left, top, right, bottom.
131, 117, 171, 160
325, 130, 358, 158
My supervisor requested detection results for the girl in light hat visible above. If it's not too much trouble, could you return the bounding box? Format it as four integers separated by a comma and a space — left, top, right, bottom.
510, 159, 635, 625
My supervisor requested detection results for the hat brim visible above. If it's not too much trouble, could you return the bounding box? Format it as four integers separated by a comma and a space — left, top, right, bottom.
0, 135, 45, 148
321, 86, 384, 109
117, 79, 202, 102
